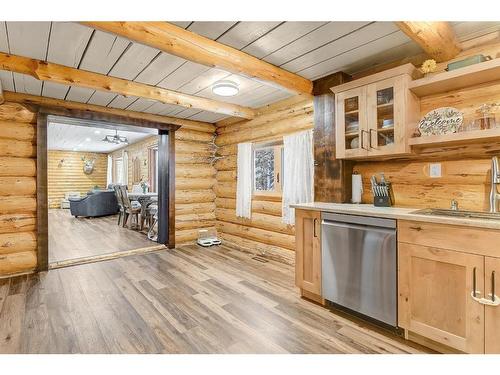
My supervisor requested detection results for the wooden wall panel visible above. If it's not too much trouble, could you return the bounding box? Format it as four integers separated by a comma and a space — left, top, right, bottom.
47, 150, 108, 208
214, 97, 314, 263
0, 101, 37, 277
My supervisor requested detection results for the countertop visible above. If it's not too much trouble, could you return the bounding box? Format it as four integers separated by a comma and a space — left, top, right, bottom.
290, 202, 500, 230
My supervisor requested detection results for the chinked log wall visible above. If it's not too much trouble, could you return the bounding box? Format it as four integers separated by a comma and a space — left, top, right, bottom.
0, 102, 37, 276
111, 128, 217, 245
214, 96, 314, 264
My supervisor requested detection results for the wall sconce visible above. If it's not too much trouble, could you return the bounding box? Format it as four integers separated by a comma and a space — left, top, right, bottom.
58, 159, 65, 167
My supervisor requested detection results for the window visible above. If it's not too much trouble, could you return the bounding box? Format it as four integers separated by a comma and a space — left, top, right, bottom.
253, 142, 283, 196
148, 146, 159, 193
114, 157, 123, 184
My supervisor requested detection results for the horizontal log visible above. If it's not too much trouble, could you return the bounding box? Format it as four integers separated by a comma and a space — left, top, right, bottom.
0, 102, 36, 123
0, 53, 256, 119
0, 177, 36, 196
5, 92, 215, 133
175, 129, 214, 143
216, 208, 293, 235
216, 221, 295, 250
176, 140, 215, 155
0, 121, 36, 141
216, 170, 237, 182
175, 202, 215, 216
217, 100, 313, 135
175, 154, 212, 165
213, 182, 236, 199
176, 212, 216, 230
0, 157, 36, 176
215, 144, 237, 157
175, 189, 216, 204
0, 231, 37, 254
0, 196, 36, 214
0, 213, 36, 234
0, 250, 37, 276
175, 177, 216, 190
176, 227, 216, 244
0, 139, 36, 158
215, 197, 283, 217
214, 155, 236, 171
219, 232, 294, 266
176, 164, 216, 178
215, 113, 313, 146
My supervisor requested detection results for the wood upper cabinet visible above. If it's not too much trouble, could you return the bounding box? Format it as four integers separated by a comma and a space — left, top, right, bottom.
398, 242, 485, 353
295, 209, 321, 296
332, 64, 420, 160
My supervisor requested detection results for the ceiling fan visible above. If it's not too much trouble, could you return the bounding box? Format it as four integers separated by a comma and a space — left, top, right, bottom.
102, 130, 129, 145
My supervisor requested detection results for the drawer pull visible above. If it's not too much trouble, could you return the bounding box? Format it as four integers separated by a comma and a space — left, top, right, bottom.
492, 271, 496, 303
470, 268, 500, 306
473, 267, 478, 298
409, 226, 422, 231
313, 218, 317, 238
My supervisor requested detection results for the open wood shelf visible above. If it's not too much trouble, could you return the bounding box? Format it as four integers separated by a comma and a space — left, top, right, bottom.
409, 58, 500, 97
409, 128, 500, 148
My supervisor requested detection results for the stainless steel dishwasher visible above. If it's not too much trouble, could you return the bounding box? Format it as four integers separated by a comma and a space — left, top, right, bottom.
321, 212, 397, 327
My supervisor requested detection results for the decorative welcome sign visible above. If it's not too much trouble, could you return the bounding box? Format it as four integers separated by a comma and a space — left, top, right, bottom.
418, 107, 464, 136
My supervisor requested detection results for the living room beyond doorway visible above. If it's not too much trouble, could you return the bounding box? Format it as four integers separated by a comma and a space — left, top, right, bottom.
46, 116, 165, 267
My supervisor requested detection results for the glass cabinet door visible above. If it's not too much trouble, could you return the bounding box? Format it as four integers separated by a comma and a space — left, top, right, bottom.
336, 87, 367, 158
374, 86, 395, 148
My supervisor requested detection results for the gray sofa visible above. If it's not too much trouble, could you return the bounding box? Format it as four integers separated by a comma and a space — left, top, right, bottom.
69, 190, 119, 218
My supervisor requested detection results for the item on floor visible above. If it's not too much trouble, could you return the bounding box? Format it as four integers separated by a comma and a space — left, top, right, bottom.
370, 173, 393, 207
417, 107, 463, 136
351, 173, 363, 204
69, 190, 119, 217
60, 191, 81, 209
197, 228, 221, 247
447, 54, 490, 71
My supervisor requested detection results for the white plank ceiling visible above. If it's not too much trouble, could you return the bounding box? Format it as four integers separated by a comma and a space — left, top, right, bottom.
1, 21, 499, 123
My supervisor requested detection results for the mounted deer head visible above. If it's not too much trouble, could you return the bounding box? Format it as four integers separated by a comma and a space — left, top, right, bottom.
81, 156, 96, 175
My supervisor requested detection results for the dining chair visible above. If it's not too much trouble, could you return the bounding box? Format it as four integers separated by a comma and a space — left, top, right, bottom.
113, 185, 125, 225
141, 197, 158, 231
119, 185, 141, 229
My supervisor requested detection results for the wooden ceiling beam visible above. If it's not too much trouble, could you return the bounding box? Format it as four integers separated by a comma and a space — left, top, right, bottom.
396, 21, 462, 62
83, 22, 313, 95
3, 91, 216, 133
0, 52, 255, 119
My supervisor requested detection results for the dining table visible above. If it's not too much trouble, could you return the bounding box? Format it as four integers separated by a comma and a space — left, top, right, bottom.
128, 192, 158, 229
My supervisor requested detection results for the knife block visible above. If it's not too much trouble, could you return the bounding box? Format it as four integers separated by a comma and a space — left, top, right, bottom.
372, 182, 394, 207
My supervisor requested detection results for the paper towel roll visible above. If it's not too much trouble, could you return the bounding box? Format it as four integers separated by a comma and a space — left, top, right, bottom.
352, 174, 363, 204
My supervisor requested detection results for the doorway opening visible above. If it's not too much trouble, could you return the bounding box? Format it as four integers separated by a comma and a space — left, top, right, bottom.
40, 112, 175, 269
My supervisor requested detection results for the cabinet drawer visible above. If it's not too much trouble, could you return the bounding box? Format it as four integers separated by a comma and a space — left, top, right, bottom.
398, 220, 500, 257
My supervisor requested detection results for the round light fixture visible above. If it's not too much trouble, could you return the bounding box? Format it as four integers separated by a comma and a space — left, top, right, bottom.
94, 130, 101, 135
85, 137, 91, 142
212, 80, 239, 97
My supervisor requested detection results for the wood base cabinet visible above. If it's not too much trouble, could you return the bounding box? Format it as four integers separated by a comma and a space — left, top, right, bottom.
398, 243, 485, 353
295, 209, 321, 297
399, 220, 500, 353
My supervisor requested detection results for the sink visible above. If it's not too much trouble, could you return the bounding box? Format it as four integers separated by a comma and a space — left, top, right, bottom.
411, 208, 500, 220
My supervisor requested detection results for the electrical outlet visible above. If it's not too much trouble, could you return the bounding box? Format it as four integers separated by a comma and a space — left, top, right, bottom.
429, 163, 442, 178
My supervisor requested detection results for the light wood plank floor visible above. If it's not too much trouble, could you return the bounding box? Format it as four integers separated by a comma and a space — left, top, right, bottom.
49, 209, 156, 264
0, 244, 432, 354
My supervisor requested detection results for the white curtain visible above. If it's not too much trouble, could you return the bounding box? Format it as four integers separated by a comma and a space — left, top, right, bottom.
122, 150, 129, 187
282, 130, 314, 225
236, 142, 253, 219
106, 155, 113, 187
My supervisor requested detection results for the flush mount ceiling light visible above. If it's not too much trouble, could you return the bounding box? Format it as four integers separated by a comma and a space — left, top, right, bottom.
212, 80, 239, 97
102, 130, 129, 145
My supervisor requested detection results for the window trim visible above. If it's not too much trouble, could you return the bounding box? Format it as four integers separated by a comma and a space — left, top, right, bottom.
252, 141, 283, 198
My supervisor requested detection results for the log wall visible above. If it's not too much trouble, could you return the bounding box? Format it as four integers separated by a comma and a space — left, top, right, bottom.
111, 128, 217, 245
47, 150, 108, 208
0, 102, 37, 276
214, 96, 314, 263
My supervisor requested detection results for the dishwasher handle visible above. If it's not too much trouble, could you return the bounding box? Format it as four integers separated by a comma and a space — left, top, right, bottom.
322, 219, 396, 235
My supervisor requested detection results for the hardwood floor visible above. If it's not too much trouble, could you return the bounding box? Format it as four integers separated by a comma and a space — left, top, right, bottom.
49, 209, 157, 264
0, 244, 432, 354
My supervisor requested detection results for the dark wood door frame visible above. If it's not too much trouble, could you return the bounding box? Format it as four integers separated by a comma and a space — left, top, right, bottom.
36, 106, 179, 272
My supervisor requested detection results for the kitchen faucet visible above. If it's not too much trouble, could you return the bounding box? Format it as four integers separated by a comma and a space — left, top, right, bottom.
490, 156, 500, 213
